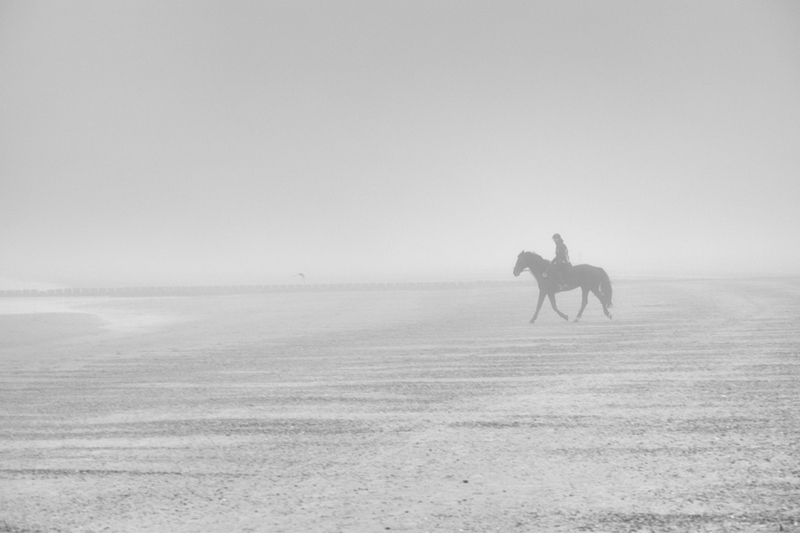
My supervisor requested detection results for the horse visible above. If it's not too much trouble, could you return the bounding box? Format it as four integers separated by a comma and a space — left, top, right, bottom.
513, 251, 613, 324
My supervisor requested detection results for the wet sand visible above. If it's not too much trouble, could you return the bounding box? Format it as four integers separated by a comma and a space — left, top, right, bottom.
0, 313, 105, 351
1, 279, 799, 532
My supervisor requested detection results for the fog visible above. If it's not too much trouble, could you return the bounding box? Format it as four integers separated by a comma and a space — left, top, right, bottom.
1, 1, 799, 288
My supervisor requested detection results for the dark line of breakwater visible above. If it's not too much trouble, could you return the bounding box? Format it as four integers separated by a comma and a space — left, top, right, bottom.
0, 280, 532, 298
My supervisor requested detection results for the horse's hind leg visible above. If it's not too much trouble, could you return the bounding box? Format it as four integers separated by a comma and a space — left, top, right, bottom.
574, 287, 589, 323
591, 287, 613, 320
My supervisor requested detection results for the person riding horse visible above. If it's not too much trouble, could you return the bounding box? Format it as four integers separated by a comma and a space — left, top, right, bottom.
545, 233, 571, 288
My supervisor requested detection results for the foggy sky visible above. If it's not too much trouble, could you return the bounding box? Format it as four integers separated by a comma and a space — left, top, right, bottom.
1, 1, 799, 287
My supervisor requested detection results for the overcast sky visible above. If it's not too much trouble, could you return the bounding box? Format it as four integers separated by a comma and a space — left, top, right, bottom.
1, 1, 799, 287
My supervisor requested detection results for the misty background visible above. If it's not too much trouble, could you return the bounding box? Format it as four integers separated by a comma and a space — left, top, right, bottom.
1, 1, 798, 288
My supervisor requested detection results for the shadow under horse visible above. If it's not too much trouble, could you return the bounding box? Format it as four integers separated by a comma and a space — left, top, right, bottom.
513, 251, 613, 323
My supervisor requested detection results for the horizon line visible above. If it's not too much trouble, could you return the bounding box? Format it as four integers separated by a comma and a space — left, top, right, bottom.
3, 274, 800, 298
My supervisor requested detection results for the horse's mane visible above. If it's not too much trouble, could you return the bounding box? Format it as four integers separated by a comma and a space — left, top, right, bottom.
522, 251, 549, 264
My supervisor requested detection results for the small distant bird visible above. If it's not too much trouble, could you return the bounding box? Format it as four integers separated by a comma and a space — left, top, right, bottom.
294, 273, 305, 283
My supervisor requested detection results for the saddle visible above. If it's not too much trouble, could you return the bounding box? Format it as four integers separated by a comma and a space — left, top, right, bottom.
545, 261, 571, 290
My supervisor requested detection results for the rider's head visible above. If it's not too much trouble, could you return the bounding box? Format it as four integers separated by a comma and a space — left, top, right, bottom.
552, 233, 562, 242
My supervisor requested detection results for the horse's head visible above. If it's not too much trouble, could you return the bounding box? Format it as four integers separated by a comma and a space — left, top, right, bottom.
513, 251, 530, 277
513, 251, 545, 277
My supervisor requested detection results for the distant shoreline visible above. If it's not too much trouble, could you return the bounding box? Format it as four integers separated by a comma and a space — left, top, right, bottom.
0, 280, 531, 298
2, 276, 798, 298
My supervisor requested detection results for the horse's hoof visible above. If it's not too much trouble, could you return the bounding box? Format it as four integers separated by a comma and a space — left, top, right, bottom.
529, 318, 536, 324
573, 318, 579, 323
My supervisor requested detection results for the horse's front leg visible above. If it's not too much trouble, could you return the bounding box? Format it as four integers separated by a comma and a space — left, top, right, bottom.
530, 291, 546, 323
548, 293, 569, 321
574, 287, 589, 323
591, 288, 613, 320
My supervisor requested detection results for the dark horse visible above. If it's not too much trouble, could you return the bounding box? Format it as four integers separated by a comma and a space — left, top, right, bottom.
513, 251, 613, 323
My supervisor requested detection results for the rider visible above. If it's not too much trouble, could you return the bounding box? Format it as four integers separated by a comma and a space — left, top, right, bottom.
546, 233, 571, 288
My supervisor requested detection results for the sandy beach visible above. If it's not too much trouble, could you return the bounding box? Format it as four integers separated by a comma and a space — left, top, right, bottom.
1, 278, 799, 532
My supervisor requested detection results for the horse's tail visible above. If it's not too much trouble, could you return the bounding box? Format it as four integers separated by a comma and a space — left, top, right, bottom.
599, 269, 613, 308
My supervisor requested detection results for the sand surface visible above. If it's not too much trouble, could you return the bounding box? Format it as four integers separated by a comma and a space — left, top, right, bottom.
1, 279, 799, 532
